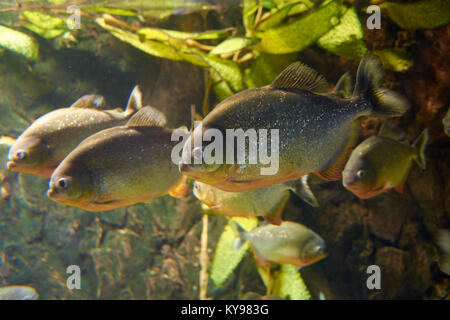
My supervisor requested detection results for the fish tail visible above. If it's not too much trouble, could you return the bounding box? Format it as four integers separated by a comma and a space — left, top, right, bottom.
124, 85, 143, 116
231, 221, 247, 251
412, 129, 429, 169
353, 52, 410, 118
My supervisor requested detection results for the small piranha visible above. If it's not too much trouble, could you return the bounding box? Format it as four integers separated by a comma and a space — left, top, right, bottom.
47, 107, 188, 212
6, 86, 143, 177
232, 221, 327, 268
0, 285, 38, 300
193, 175, 318, 225
180, 52, 410, 192
436, 229, 450, 276
342, 122, 429, 199
443, 108, 450, 136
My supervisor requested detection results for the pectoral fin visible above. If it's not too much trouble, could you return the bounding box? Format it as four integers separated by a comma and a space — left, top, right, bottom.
285, 175, 319, 207
168, 176, 189, 198
317, 122, 360, 181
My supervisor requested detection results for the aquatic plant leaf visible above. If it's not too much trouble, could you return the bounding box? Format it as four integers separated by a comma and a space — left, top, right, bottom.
262, 0, 276, 10
254, 0, 342, 54
22, 11, 65, 30
83, 7, 138, 16
23, 24, 66, 39
379, 0, 450, 30
210, 217, 258, 287
199, 52, 243, 92
245, 51, 298, 88
257, 3, 294, 31
270, 264, 311, 300
374, 48, 413, 72
0, 25, 39, 60
210, 37, 260, 55
138, 27, 230, 42
96, 17, 207, 67
317, 8, 367, 60
21, 11, 68, 39
211, 70, 234, 102
243, 0, 259, 35
102, 0, 211, 20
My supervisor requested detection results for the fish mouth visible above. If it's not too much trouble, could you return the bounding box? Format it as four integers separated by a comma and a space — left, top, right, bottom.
343, 176, 355, 186
46, 188, 56, 199
179, 162, 191, 173
6, 161, 16, 171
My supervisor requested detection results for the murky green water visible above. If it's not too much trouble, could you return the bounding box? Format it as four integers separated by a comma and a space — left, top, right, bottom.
0, 0, 448, 300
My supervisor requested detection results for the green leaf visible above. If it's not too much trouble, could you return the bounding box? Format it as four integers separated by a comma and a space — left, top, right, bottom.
380, 0, 450, 30
245, 51, 298, 88
257, 3, 294, 31
23, 24, 66, 39
317, 8, 367, 60
270, 264, 311, 300
22, 11, 65, 29
212, 72, 234, 102
262, 0, 276, 10
210, 217, 259, 287
83, 7, 138, 16
199, 52, 243, 92
21, 11, 67, 39
96, 17, 207, 67
138, 27, 230, 42
0, 25, 39, 60
254, 0, 342, 54
374, 48, 413, 72
100, 0, 212, 20
243, 0, 259, 35
210, 37, 260, 55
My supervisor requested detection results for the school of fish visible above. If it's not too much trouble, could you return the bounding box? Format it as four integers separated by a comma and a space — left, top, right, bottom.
6, 52, 444, 275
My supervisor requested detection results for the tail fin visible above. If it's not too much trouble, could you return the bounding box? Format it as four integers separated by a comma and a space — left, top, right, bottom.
412, 129, 429, 169
231, 222, 247, 251
353, 52, 410, 118
124, 85, 143, 116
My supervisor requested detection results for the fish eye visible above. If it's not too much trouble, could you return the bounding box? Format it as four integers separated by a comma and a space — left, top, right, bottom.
193, 147, 203, 161
14, 150, 27, 160
56, 177, 70, 189
193, 182, 201, 191
356, 170, 365, 178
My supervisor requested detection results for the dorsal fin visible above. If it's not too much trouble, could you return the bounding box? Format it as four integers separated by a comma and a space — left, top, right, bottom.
126, 106, 167, 127
378, 122, 405, 141
270, 62, 328, 93
124, 85, 143, 116
70, 94, 105, 109
332, 72, 353, 98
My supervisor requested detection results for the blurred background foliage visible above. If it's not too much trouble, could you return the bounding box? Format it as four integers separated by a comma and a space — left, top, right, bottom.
0, 0, 449, 300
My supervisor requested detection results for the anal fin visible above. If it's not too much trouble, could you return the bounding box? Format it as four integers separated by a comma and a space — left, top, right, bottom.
395, 171, 410, 194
